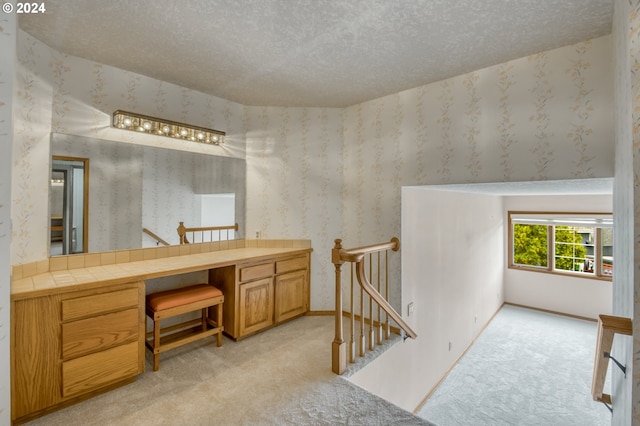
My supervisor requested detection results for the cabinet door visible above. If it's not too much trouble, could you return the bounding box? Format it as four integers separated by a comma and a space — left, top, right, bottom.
275, 270, 307, 323
238, 277, 274, 337
12, 295, 62, 419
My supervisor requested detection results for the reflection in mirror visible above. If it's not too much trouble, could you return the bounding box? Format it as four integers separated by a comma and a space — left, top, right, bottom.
50, 133, 246, 255
200, 193, 236, 238
50, 156, 89, 256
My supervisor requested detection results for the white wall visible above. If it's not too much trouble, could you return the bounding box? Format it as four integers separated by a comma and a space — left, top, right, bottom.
0, 13, 16, 425
349, 187, 504, 412
503, 194, 613, 319
200, 194, 235, 228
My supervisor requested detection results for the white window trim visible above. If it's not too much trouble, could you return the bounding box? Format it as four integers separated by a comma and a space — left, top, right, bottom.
508, 211, 613, 281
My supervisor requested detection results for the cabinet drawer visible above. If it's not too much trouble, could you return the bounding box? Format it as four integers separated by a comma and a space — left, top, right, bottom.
239, 262, 274, 282
62, 308, 139, 360
62, 341, 140, 398
61, 288, 139, 321
276, 256, 308, 274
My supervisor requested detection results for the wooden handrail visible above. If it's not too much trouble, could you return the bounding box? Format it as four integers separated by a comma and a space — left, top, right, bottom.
591, 314, 632, 405
180, 224, 240, 233
142, 228, 170, 246
339, 237, 400, 262
177, 222, 238, 244
354, 260, 417, 340
332, 238, 416, 375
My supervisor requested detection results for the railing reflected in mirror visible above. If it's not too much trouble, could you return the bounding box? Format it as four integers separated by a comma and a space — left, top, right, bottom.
50, 133, 246, 255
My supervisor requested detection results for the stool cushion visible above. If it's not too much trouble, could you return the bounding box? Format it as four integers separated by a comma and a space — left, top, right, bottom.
147, 284, 223, 312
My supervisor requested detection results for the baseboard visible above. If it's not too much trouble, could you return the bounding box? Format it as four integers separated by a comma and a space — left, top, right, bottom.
307, 310, 402, 334
503, 302, 597, 323
412, 303, 504, 415
341, 310, 401, 335
306, 310, 335, 316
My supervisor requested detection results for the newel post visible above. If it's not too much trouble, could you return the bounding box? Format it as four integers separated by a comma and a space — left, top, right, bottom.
177, 222, 187, 244
332, 239, 347, 374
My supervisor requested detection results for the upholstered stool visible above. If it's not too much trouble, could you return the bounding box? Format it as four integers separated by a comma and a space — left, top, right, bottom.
145, 284, 224, 371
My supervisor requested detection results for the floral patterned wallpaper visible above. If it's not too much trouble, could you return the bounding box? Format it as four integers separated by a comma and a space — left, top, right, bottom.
244, 106, 344, 310
8, 23, 621, 421
0, 12, 15, 425
342, 35, 613, 309
13, 30, 614, 314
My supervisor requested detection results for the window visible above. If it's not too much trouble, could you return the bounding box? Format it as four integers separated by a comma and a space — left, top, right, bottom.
509, 212, 613, 280
513, 224, 548, 268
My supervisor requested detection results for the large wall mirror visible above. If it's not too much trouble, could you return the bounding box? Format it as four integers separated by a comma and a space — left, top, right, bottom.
50, 133, 246, 256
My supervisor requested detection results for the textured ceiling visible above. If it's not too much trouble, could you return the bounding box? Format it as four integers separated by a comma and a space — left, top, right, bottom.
19, 0, 613, 107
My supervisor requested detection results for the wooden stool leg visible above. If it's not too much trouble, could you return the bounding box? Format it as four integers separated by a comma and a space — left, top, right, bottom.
201, 308, 207, 332
153, 315, 161, 372
216, 303, 223, 347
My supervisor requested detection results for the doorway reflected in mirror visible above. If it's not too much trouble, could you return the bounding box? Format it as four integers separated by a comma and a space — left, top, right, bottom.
50, 156, 89, 256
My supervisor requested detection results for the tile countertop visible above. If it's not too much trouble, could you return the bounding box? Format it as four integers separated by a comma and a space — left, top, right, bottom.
11, 247, 313, 301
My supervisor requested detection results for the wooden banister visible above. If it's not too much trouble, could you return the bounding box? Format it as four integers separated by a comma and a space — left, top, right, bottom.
354, 260, 417, 340
142, 228, 170, 246
591, 314, 632, 407
339, 238, 400, 262
332, 238, 416, 375
178, 222, 238, 244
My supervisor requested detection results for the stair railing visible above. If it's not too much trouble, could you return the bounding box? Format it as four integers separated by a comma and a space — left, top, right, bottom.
591, 314, 632, 413
142, 228, 170, 246
332, 237, 417, 374
177, 222, 239, 244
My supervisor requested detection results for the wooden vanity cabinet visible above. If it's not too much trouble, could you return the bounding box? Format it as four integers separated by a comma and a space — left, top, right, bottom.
11, 282, 145, 423
211, 251, 310, 340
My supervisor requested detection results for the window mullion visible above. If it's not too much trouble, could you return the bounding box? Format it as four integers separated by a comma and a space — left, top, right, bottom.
595, 227, 602, 277
548, 225, 554, 272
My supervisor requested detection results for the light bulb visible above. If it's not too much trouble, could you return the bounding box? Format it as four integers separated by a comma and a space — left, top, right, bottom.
197, 132, 204, 140
212, 135, 219, 143
123, 118, 132, 126
180, 129, 188, 137
162, 125, 170, 133
142, 121, 152, 130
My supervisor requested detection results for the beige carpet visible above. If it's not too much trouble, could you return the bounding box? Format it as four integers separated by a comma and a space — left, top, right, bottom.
25, 315, 430, 426
417, 305, 609, 425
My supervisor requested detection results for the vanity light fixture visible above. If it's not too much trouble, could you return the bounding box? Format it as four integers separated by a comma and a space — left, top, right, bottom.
112, 110, 225, 145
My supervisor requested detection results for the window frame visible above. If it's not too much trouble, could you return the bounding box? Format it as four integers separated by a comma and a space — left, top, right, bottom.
508, 211, 613, 281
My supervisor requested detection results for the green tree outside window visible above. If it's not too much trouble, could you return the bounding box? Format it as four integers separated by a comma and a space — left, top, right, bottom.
554, 226, 588, 272
513, 224, 588, 271
513, 224, 548, 267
